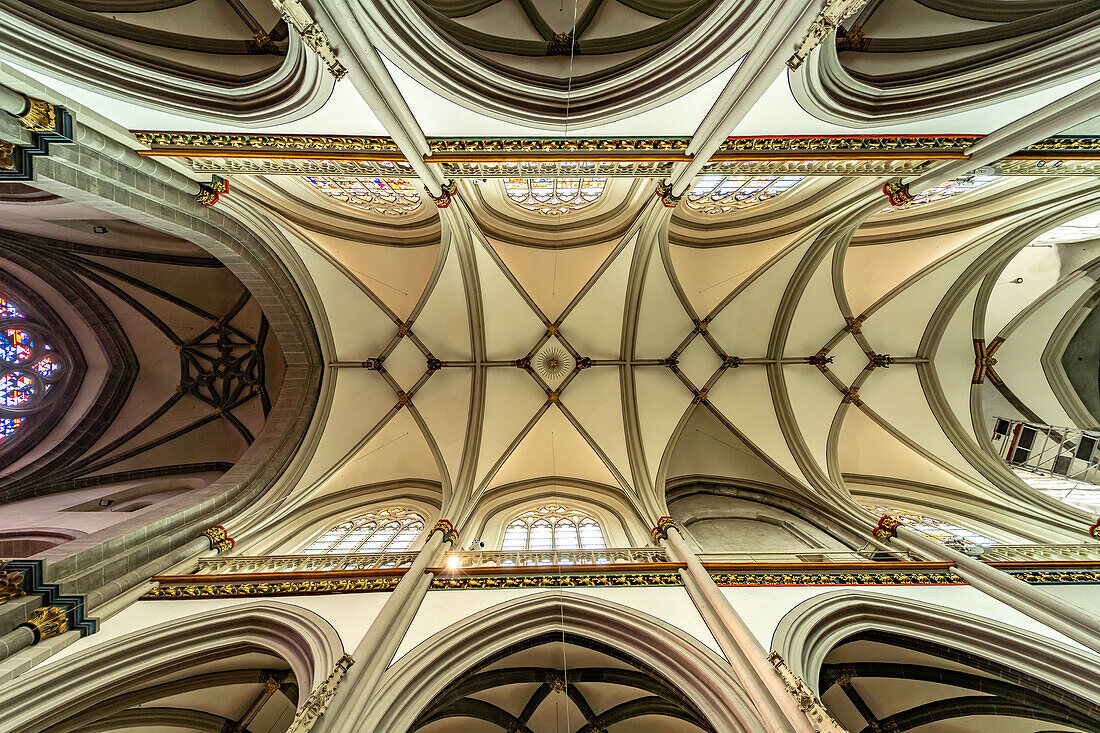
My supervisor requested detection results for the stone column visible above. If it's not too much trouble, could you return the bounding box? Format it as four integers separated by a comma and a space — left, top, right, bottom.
310, 520, 458, 733
655, 518, 816, 733
875, 515, 1100, 654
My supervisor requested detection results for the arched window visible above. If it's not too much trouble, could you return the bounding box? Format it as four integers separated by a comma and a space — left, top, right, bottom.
0, 295, 65, 443
884, 174, 1000, 211
301, 507, 425, 555
304, 176, 422, 215
865, 505, 997, 546
685, 175, 804, 214
500, 505, 607, 551
503, 178, 606, 215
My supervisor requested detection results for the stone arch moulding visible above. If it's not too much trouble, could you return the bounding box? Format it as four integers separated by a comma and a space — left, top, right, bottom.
361, 591, 766, 733
0, 601, 345, 733
771, 590, 1100, 704
0, 5, 333, 126
361, 1, 776, 128
790, 17, 1100, 128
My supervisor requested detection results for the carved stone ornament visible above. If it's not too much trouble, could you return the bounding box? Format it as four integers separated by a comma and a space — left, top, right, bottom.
787, 0, 870, 70
272, 0, 348, 80
0, 141, 13, 171
202, 525, 235, 553
654, 180, 681, 208
194, 184, 220, 207
0, 569, 25, 605
19, 606, 68, 643
432, 519, 459, 545
650, 516, 677, 543
17, 98, 57, 133
1090, 519, 1100, 539
429, 180, 459, 209
768, 652, 849, 732
872, 515, 901, 542
286, 654, 354, 733
881, 179, 915, 207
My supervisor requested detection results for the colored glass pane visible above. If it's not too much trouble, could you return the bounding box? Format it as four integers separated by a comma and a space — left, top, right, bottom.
686, 175, 804, 214
501, 505, 607, 551
301, 507, 424, 554
304, 176, 422, 215
0, 328, 33, 364
504, 178, 606, 215
0, 372, 34, 407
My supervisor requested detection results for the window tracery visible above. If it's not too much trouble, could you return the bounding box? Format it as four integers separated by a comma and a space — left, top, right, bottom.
685, 175, 805, 214
0, 296, 64, 443
500, 505, 607, 551
884, 174, 1001, 211
301, 507, 425, 555
865, 505, 996, 546
503, 178, 606, 215
304, 176, 422, 215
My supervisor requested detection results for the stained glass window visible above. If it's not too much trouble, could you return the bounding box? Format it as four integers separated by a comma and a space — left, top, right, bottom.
501, 505, 607, 551
883, 174, 1000, 211
304, 176, 422, 215
301, 507, 425, 555
865, 505, 997, 546
686, 175, 804, 214
504, 178, 606, 215
0, 296, 63, 444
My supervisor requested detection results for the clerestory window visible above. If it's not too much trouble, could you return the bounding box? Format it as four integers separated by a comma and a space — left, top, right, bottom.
304, 176, 422, 216
503, 178, 606, 215
301, 507, 425, 554
500, 505, 607, 551
686, 175, 804, 214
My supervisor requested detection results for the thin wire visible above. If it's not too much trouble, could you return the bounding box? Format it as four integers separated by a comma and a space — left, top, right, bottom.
556, 5, 579, 727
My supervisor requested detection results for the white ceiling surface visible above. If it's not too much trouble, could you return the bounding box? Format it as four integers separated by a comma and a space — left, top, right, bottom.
250, 174, 1100, 532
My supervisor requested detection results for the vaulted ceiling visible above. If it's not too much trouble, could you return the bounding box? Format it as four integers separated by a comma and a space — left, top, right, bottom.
2, 0, 1100, 548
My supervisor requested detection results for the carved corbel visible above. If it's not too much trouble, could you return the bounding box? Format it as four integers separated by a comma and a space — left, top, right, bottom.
872, 515, 901, 542
429, 180, 458, 208
651, 516, 677, 543
882, 179, 914, 207
432, 519, 459, 545
655, 180, 681, 208
202, 525, 235, 553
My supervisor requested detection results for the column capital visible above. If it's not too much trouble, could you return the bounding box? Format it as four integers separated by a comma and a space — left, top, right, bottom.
201, 525, 235, 553
15, 97, 57, 133
650, 515, 677, 542
872, 514, 901, 542
19, 605, 68, 643
429, 180, 458, 209
1089, 518, 1100, 539
654, 180, 681, 208
882, 179, 914, 207
431, 519, 459, 545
